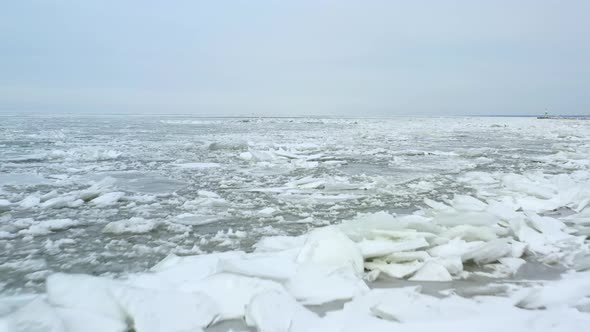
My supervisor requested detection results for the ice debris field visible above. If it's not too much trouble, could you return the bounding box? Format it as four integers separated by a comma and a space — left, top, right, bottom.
1, 116, 590, 331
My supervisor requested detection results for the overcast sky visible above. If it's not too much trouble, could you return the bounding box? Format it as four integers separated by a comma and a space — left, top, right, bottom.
1, 1, 589, 116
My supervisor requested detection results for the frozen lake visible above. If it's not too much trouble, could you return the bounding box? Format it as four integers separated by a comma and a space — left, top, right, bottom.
1, 115, 590, 331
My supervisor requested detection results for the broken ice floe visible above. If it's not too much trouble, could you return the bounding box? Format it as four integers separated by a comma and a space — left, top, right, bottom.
2, 196, 589, 331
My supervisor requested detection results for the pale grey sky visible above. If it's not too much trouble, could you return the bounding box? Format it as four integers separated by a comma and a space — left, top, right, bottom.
1, 1, 589, 116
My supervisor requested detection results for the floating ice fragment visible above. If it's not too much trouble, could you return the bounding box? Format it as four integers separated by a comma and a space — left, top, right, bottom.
409, 261, 452, 281
239, 151, 253, 161
0, 199, 11, 212
91, 192, 124, 207
20, 219, 80, 236
40, 190, 59, 202
19, 195, 40, 209
103, 217, 158, 234
258, 207, 279, 217
173, 213, 220, 226
40, 196, 79, 209
197, 190, 220, 198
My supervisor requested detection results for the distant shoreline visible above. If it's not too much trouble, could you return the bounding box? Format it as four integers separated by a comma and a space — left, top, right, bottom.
536, 116, 590, 120
0, 112, 589, 119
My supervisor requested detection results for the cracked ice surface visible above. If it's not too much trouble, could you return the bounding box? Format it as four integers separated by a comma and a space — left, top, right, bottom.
1, 115, 590, 331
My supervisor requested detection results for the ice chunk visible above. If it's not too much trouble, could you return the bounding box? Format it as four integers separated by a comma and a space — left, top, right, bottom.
509, 240, 527, 258
46, 273, 126, 321
103, 217, 157, 234
409, 261, 452, 281
172, 213, 220, 226
245, 291, 320, 332
197, 190, 220, 198
0, 295, 38, 317
129, 252, 242, 289
254, 235, 307, 252
296, 227, 364, 274
370, 229, 437, 241
428, 239, 484, 259
286, 264, 369, 305
56, 308, 127, 332
40, 196, 81, 209
573, 254, 590, 272
40, 190, 59, 202
91, 192, 124, 206
498, 257, 526, 275
436, 257, 464, 275
368, 287, 478, 323
451, 195, 488, 212
113, 287, 219, 332
182, 273, 286, 320
526, 212, 569, 241
384, 251, 431, 263
0, 199, 12, 212
439, 225, 498, 242
338, 211, 400, 240
239, 151, 253, 161
285, 176, 324, 188
423, 198, 453, 211
173, 162, 220, 169
219, 251, 298, 281
2, 298, 65, 332
517, 271, 590, 309
78, 177, 117, 201
433, 211, 499, 227
19, 195, 40, 209
357, 238, 429, 259
258, 207, 279, 217
365, 261, 423, 279
183, 194, 228, 208
510, 218, 556, 255
486, 199, 520, 220
459, 171, 497, 185
462, 239, 512, 264
19, 219, 80, 236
